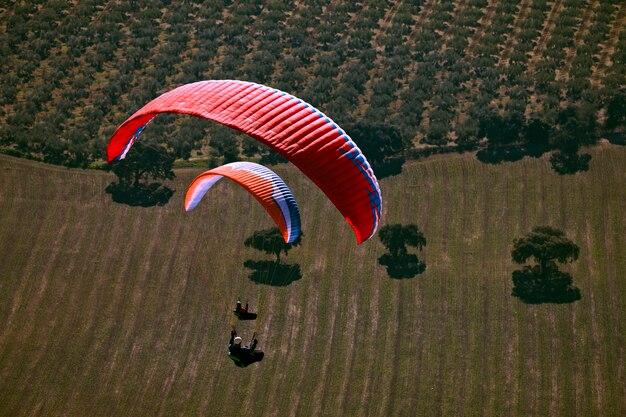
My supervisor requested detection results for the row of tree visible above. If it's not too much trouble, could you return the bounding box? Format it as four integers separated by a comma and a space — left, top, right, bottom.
2, 1, 625, 169
240, 223, 581, 304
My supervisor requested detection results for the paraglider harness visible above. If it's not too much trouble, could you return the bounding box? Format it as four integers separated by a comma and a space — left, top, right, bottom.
228, 329, 264, 368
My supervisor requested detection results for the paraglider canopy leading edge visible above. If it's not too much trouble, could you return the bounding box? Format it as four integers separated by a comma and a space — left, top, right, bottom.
106, 80, 382, 243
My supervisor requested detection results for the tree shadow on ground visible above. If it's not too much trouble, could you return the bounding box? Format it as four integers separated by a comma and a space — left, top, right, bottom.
512, 267, 581, 304
476, 143, 549, 165
476, 145, 526, 164
373, 157, 405, 179
243, 260, 302, 286
378, 253, 426, 279
549, 151, 591, 175
604, 132, 626, 145
105, 182, 174, 207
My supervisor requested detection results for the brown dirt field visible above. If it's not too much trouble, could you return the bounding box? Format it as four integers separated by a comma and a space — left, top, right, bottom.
1, 146, 625, 416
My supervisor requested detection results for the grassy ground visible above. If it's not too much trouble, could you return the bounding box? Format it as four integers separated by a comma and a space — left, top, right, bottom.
0, 145, 624, 417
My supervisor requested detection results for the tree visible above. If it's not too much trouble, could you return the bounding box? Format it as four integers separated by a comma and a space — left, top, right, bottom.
478, 109, 523, 146
110, 142, 175, 188
510, 226, 581, 303
345, 122, 409, 178
552, 105, 597, 152
425, 119, 450, 146
209, 133, 240, 165
106, 142, 175, 206
547, 106, 597, 174
243, 227, 303, 285
378, 224, 426, 278
379, 224, 426, 257
605, 90, 626, 130
456, 119, 480, 150
522, 118, 552, 157
244, 227, 302, 263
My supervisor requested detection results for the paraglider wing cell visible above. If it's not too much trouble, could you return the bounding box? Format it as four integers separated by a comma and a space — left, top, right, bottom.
185, 162, 301, 243
107, 80, 382, 243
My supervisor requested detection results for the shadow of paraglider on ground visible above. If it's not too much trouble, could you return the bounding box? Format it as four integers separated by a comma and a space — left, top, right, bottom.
243, 260, 302, 286
105, 182, 174, 207
378, 253, 426, 279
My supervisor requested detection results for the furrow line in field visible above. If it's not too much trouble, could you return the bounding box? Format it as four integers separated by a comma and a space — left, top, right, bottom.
571, 175, 588, 417
51, 196, 116, 410
308, 275, 341, 416
383, 281, 403, 417
571, 298, 581, 415
0, 191, 55, 344
407, 275, 425, 416
287, 276, 319, 417
7, 197, 76, 414
337, 294, 361, 415
172, 215, 216, 412
0, 159, 34, 267
335, 251, 359, 416
528, 310, 541, 416
71, 198, 137, 415
152, 217, 198, 412
433, 160, 453, 417
457, 159, 471, 416
118, 209, 168, 408
529, 162, 552, 416
407, 159, 433, 415
603, 157, 626, 415
147, 211, 188, 412
260, 276, 306, 415
196, 271, 227, 417
502, 163, 520, 417
356, 270, 382, 416
432, 296, 448, 417
498, 159, 517, 416
246, 282, 279, 416
549, 304, 559, 415
0, 197, 49, 412
582, 197, 604, 415
375, 276, 402, 417
95, 206, 147, 401
261, 281, 305, 417
343, 246, 380, 416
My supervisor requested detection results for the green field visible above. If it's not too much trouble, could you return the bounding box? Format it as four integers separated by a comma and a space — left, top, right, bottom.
1, 146, 624, 416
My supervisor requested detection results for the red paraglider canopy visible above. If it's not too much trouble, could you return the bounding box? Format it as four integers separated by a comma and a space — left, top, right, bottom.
185, 162, 301, 244
107, 80, 382, 244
